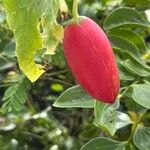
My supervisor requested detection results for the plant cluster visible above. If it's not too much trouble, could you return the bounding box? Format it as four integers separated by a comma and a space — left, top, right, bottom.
0, 0, 150, 149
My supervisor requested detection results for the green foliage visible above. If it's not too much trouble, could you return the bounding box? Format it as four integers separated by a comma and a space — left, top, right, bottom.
81, 137, 126, 150
2, 76, 31, 112
129, 84, 150, 109
53, 85, 94, 108
133, 126, 150, 150
108, 29, 147, 54
103, 7, 150, 30
3, 0, 64, 82
124, 0, 150, 9
123, 59, 150, 77
42, 0, 64, 55
0, 0, 150, 149
94, 100, 119, 136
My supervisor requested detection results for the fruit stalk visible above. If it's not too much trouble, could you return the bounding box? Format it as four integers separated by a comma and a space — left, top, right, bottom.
72, 0, 79, 19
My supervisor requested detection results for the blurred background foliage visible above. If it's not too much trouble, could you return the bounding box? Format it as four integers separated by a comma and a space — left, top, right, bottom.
0, 0, 150, 149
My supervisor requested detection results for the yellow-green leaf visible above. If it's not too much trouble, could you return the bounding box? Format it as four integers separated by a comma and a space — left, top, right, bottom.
4, 0, 64, 82
4, 0, 46, 82
42, 0, 64, 55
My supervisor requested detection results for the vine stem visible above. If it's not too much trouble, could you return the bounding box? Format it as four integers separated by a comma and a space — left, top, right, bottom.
72, 0, 79, 19
45, 69, 68, 77
126, 109, 148, 148
121, 80, 139, 98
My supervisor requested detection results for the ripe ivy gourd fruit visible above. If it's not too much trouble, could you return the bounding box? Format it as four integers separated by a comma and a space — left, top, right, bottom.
63, 1, 120, 104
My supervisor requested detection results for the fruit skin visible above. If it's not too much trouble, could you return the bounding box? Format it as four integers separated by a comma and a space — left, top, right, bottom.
63, 16, 120, 103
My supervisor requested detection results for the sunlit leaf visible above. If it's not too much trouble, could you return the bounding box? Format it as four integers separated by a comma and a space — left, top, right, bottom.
3, 0, 46, 82
42, 0, 64, 55
4, 0, 64, 82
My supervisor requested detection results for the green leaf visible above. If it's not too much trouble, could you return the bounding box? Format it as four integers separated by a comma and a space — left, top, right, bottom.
2, 76, 31, 113
122, 59, 150, 77
122, 51, 149, 70
59, 0, 68, 13
81, 137, 126, 150
133, 127, 150, 150
53, 85, 94, 108
110, 36, 146, 66
104, 7, 150, 30
119, 67, 134, 81
0, 9, 6, 24
124, 97, 145, 113
116, 111, 132, 129
115, 54, 135, 81
3, 0, 45, 82
124, 0, 150, 9
79, 126, 100, 140
108, 29, 147, 54
94, 100, 119, 136
4, 0, 64, 82
0, 55, 15, 70
51, 45, 66, 68
130, 84, 150, 109
42, 0, 64, 55
2, 41, 16, 57
110, 35, 139, 56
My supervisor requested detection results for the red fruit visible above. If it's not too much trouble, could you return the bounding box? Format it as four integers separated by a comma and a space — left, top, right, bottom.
63, 16, 120, 103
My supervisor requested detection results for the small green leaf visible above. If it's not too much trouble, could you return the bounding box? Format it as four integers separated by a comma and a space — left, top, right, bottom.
81, 137, 126, 150
110, 36, 146, 66
2, 76, 31, 113
0, 55, 15, 70
130, 84, 150, 109
94, 100, 119, 136
133, 127, 150, 150
110, 35, 139, 56
53, 85, 94, 108
79, 126, 100, 140
122, 59, 150, 77
124, 97, 145, 113
2, 41, 16, 57
115, 54, 135, 81
51, 46, 66, 68
122, 51, 149, 69
108, 29, 147, 54
104, 7, 150, 30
